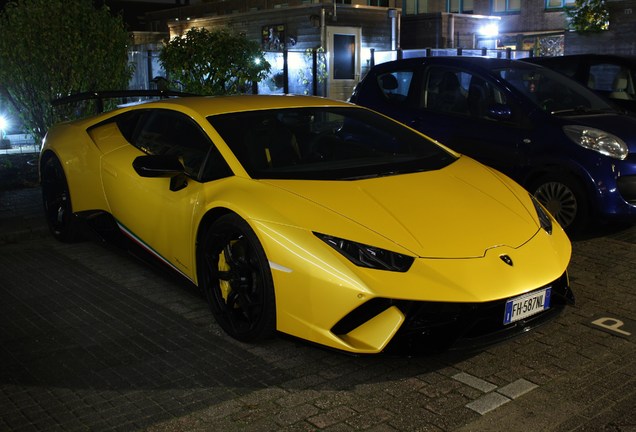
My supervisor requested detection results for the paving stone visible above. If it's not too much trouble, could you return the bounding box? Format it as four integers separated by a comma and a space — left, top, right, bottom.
1, 187, 635, 432
452, 372, 498, 393
465, 392, 511, 415
496, 378, 538, 399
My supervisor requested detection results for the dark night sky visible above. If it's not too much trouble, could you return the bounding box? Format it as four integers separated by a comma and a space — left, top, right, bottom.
0, 1, 186, 31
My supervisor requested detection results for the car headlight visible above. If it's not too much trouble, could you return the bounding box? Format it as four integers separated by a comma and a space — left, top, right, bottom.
530, 194, 553, 235
563, 125, 628, 160
314, 232, 414, 272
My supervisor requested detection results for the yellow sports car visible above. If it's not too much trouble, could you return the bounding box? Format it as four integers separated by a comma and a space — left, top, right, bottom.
40, 94, 573, 354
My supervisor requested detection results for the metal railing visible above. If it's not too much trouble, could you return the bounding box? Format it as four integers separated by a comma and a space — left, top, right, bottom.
0, 134, 38, 155
369, 47, 533, 67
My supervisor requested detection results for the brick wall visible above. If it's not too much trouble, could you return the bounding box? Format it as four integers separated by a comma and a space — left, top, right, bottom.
565, 0, 636, 54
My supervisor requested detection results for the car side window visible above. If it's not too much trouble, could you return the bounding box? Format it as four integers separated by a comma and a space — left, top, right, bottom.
421, 68, 470, 115
128, 109, 213, 179
422, 68, 507, 120
589, 63, 635, 100
115, 110, 144, 142
589, 63, 623, 92
376, 70, 414, 103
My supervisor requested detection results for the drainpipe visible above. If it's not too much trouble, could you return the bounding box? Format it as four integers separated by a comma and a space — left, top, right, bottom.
396, 9, 401, 50
321, 7, 326, 50
389, 9, 398, 51
448, 13, 455, 48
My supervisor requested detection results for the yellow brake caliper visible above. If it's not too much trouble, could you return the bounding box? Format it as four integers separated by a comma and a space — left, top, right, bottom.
218, 245, 232, 303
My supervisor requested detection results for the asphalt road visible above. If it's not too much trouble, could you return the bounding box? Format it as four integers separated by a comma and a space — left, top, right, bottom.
1, 186, 635, 431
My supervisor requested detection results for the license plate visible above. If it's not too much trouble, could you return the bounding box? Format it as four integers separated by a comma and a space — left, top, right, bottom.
503, 288, 551, 325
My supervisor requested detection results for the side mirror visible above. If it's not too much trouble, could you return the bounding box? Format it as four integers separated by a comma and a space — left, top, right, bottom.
133, 155, 187, 191
133, 155, 184, 177
487, 103, 513, 121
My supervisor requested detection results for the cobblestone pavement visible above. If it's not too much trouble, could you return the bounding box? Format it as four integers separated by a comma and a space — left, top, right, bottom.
1, 187, 635, 431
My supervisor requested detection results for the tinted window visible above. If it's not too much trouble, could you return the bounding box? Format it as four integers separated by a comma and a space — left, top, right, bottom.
422, 68, 469, 115
589, 63, 636, 100
422, 67, 508, 120
115, 110, 144, 142
495, 66, 615, 114
334, 35, 355, 80
376, 71, 414, 102
208, 107, 456, 180
124, 109, 225, 180
589, 63, 624, 92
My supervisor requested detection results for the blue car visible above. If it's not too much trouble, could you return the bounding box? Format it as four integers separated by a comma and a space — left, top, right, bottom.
350, 56, 636, 233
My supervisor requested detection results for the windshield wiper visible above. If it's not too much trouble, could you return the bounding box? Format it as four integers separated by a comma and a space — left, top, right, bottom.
551, 106, 616, 115
343, 171, 399, 180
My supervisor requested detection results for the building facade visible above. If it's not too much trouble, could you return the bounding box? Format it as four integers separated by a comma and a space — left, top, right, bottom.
564, 0, 636, 55
401, 0, 636, 56
124, 0, 636, 100
401, 0, 572, 55
145, 0, 401, 100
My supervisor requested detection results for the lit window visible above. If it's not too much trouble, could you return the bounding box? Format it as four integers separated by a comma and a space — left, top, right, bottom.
493, 0, 520, 13
546, 0, 576, 8
448, 0, 474, 12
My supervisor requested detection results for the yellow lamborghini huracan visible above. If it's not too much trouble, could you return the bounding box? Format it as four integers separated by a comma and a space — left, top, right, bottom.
40, 94, 573, 354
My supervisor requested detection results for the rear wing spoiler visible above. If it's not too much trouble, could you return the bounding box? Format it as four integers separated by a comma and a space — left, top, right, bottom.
52, 90, 200, 113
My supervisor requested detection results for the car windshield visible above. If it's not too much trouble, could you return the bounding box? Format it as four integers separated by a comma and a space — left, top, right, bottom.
208, 107, 457, 180
494, 66, 617, 115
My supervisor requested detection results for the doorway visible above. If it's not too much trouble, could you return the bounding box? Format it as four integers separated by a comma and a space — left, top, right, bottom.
326, 26, 361, 101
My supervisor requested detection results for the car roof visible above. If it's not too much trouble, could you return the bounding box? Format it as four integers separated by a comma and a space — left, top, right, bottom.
523, 54, 636, 65
130, 94, 354, 118
370, 56, 538, 73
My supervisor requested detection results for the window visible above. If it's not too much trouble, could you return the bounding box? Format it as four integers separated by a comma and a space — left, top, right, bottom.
404, 0, 473, 13
376, 71, 414, 103
368, 0, 389, 6
589, 63, 635, 99
208, 107, 455, 180
122, 109, 219, 180
422, 67, 507, 119
449, 0, 474, 13
402, 0, 434, 14
333, 34, 356, 80
546, 0, 576, 9
422, 68, 470, 115
493, 0, 520, 13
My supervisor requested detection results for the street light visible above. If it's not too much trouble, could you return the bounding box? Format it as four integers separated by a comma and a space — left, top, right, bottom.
0, 114, 10, 149
479, 23, 499, 38
0, 114, 8, 138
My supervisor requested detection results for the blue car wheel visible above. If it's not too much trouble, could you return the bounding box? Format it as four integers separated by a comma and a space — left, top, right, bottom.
531, 175, 589, 233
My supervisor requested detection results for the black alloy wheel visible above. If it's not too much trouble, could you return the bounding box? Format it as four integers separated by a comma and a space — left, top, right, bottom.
41, 155, 81, 242
200, 213, 276, 342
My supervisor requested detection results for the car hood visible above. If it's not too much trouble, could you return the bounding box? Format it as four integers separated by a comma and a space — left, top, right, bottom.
262, 157, 540, 259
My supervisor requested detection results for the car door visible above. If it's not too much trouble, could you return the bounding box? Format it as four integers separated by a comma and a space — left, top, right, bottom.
407, 65, 533, 179
99, 108, 213, 280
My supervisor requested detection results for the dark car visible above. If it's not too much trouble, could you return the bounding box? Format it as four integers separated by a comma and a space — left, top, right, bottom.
521, 54, 636, 113
350, 56, 636, 233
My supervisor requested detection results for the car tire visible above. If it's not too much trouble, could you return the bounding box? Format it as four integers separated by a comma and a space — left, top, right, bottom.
200, 213, 276, 342
530, 174, 589, 234
40, 154, 82, 243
